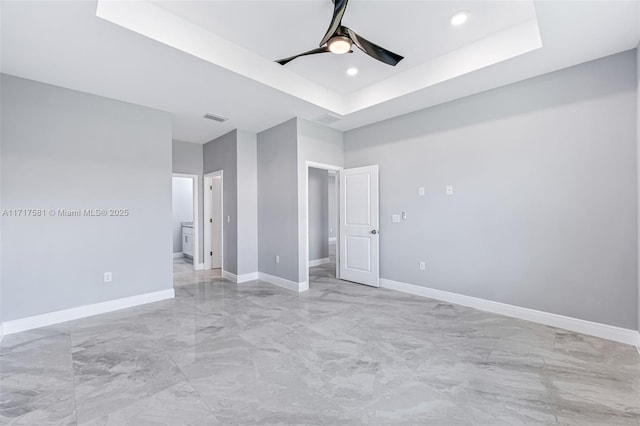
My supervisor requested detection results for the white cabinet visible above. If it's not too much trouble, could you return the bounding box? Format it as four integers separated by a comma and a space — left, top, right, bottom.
182, 226, 193, 257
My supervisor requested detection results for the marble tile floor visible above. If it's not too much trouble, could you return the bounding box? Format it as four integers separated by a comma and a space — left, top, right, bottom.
1, 266, 638, 425
173, 256, 221, 288
173, 256, 194, 274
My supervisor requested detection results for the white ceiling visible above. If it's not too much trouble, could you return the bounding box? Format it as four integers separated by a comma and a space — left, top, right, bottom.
153, 0, 538, 94
1, 1, 639, 144
96, 0, 542, 115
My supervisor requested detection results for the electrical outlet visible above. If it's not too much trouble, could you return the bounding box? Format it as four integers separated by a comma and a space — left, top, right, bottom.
446, 185, 454, 195
419, 187, 425, 196
419, 262, 426, 271
104, 272, 112, 282
275, 255, 280, 264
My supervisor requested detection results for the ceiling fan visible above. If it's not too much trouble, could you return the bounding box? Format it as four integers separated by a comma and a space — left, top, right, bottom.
275, 0, 404, 66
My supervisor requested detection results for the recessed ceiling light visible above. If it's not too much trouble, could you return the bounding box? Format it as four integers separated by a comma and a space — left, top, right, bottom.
450, 11, 469, 26
346, 67, 358, 76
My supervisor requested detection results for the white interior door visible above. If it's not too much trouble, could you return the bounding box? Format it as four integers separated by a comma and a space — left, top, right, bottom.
339, 165, 379, 287
211, 176, 222, 269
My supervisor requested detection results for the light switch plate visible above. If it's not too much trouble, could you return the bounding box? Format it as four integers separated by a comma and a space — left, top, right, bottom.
419, 187, 425, 196
392, 214, 401, 223
446, 185, 454, 195
419, 262, 426, 271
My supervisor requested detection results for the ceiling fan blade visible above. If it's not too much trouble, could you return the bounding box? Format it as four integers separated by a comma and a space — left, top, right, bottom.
319, 0, 349, 47
275, 46, 331, 65
345, 27, 404, 66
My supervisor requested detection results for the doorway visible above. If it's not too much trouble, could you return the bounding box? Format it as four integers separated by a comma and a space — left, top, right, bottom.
304, 162, 380, 289
308, 167, 339, 281
305, 162, 341, 287
172, 174, 199, 274
204, 171, 223, 271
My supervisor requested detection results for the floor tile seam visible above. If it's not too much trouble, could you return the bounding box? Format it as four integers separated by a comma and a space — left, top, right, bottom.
67, 327, 80, 426
165, 352, 222, 423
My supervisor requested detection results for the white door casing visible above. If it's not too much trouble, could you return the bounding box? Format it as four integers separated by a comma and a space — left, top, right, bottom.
204, 171, 223, 271
211, 176, 222, 269
339, 165, 379, 287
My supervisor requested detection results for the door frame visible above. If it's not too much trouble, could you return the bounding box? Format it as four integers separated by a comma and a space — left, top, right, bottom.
204, 170, 224, 271
172, 173, 199, 270
304, 161, 342, 286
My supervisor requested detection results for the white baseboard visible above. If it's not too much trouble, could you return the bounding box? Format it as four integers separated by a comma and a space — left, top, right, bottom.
221, 270, 259, 283
309, 257, 330, 267
173, 253, 184, 258
194, 263, 205, 271
328, 237, 337, 243
237, 272, 259, 283
380, 278, 639, 347
1, 289, 175, 336
221, 270, 237, 282
258, 272, 308, 292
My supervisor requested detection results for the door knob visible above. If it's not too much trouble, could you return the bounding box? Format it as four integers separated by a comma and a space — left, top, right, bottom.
371, 230, 377, 234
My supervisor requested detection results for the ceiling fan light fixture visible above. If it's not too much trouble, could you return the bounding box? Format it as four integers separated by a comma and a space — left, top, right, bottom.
451, 11, 469, 26
328, 36, 352, 54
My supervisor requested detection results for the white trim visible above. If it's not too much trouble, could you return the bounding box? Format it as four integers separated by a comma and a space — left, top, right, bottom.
221, 270, 237, 282
195, 263, 205, 271
204, 171, 223, 271
172, 173, 200, 271
258, 272, 308, 292
380, 278, 639, 347
1, 289, 175, 336
328, 237, 337, 243
309, 257, 330, 267
221, 270, 257, 283
306, 161, 343, 172
237, 272, 259, 283
305, 161, 343, 289
173, 252, 184, 258
222, 271, 258, 284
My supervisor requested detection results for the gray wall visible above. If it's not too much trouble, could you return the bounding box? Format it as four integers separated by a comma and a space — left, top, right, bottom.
328, 173, 337, 240
204, 130, 238, 274
297, 118, 344, 282
236, 130, 258, 276
1, 74, 173, 322
345, 51, 638, 330
171, 177, 193, 253
637, 45, 640, 332
172, 140, 204, 261
257, 119, 299, 282
308, 168, 329, 261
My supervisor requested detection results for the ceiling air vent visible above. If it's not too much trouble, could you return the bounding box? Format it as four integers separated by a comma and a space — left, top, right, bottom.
313, 112, 343, 125
203, 113, 228, 123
